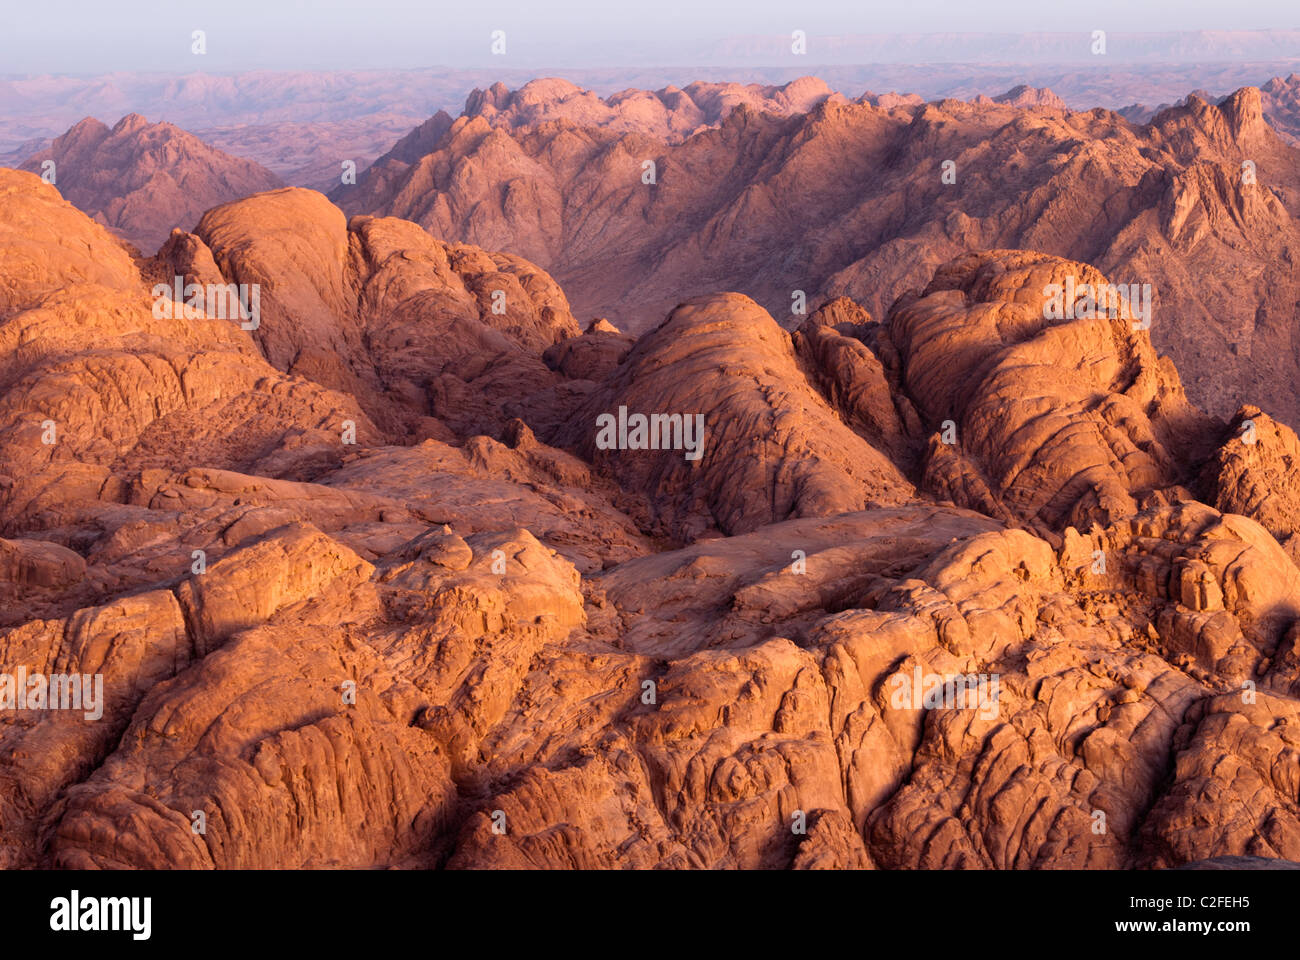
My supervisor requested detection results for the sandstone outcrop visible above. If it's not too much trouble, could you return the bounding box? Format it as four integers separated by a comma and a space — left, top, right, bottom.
882, 250, 1218, 538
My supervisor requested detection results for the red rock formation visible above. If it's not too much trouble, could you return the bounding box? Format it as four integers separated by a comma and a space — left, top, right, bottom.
882, 250, 1217, 538
1261, 74, 1300, 145
460, 76, 837, 141
4, 150, 1300, 875
973, 84, 1068, 110
341, 82, 1300, 429
557, 292, 914, 540
17, 115, 283, 253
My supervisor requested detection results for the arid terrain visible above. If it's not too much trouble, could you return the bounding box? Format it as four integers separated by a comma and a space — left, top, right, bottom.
3, 66, 1300, 870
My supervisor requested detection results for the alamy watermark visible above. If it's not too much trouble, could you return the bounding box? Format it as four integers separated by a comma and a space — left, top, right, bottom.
595, 406, 705, 461
889, 666, 1000, 720
152, 276, 260, 330
0, 667, 103, 720
50, 890, 150, 940
1042, 275, 1152, 331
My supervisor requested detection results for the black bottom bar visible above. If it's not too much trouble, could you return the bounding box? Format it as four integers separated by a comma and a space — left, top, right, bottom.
1, 867, 1281, 948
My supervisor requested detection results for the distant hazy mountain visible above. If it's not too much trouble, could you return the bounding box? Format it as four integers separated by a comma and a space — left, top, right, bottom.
17, 113, 282, 252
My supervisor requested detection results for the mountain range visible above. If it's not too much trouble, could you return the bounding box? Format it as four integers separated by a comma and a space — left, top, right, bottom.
3, 66, 1300, 871
333, 78, 1300, 427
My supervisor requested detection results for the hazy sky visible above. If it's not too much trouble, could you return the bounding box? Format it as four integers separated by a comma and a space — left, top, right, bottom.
2, 0, 1299, 73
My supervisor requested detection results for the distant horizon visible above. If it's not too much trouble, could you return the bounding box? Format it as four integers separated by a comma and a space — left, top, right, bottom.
5, 53, 1300, 82
4, 56, 1300, 157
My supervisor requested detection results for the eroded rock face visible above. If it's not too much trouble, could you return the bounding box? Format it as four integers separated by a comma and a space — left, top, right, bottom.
177, 188, 581, 442
4, 163, 1300, 873
1201, 405, 1300, 560
558, 292, 915, 541
883, 250, 1218, 538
